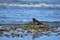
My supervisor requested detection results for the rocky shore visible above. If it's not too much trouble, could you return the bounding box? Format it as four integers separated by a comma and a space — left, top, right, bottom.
0, 22, 60, 39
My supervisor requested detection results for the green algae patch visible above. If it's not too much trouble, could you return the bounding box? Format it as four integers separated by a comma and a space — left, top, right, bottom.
23, 25, 41, 30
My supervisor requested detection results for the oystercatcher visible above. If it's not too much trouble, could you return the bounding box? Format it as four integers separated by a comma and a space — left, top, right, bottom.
32, 18, 43, 25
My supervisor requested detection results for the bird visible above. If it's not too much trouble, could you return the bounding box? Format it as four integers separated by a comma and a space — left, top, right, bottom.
32, 18, 43, 25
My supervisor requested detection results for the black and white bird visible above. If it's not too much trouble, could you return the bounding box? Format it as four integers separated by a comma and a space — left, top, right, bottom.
32, 18, 43, 25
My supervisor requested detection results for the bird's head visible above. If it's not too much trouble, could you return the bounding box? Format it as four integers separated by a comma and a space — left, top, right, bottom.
32, 18, 36, 21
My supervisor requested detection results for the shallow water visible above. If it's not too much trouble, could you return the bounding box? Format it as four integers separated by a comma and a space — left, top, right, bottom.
0, 6, 60, 24
0, 0, 60, 24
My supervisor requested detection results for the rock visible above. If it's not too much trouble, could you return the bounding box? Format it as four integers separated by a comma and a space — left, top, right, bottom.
0, 30, 3, 34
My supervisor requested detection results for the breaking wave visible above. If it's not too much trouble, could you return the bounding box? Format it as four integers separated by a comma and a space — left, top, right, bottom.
0, 3, 60, 8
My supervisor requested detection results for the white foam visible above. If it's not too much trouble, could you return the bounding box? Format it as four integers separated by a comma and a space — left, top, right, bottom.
0, 3, 60, 8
